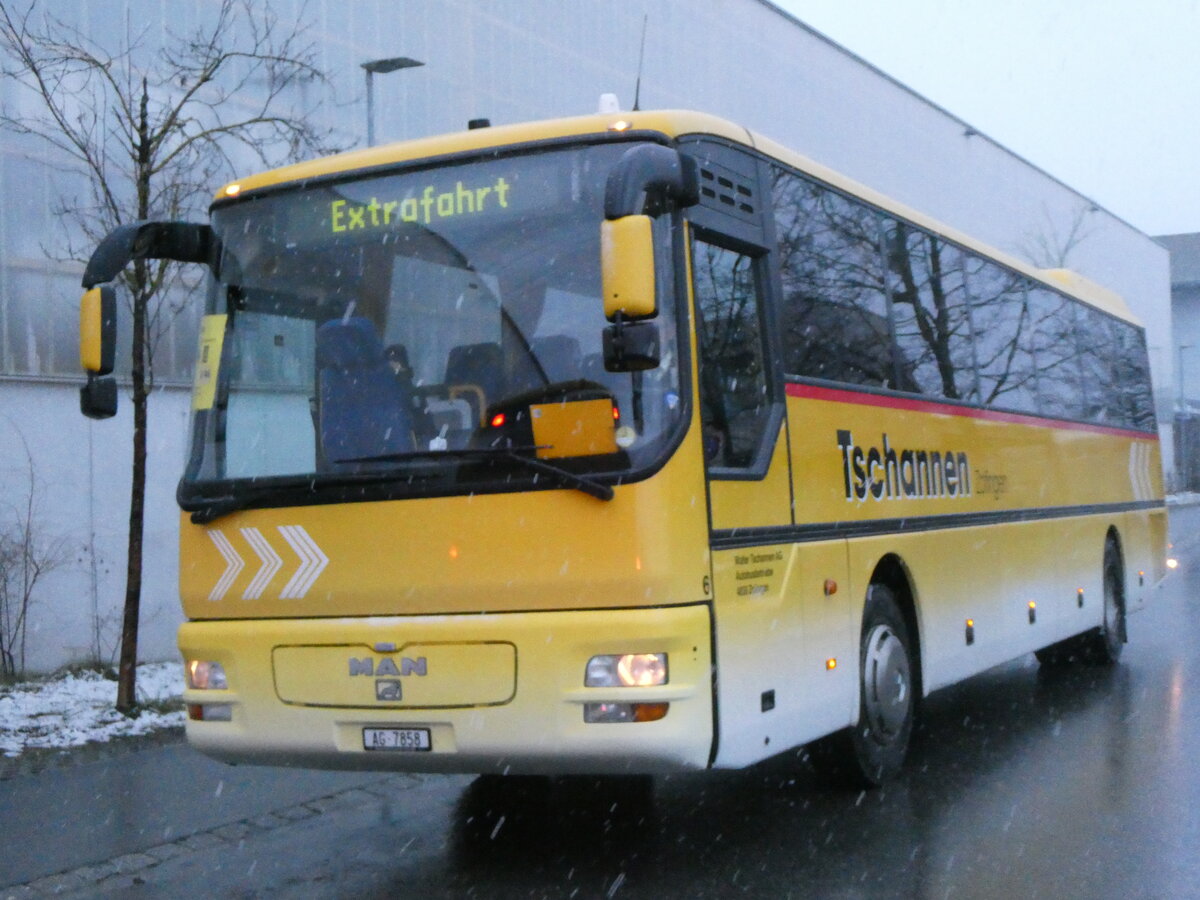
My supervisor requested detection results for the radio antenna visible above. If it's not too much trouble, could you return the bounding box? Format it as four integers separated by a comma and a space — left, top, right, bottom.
632, 14, 648, 111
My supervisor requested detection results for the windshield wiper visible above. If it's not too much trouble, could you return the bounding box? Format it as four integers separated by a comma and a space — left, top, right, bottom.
498, 450, 614, 501
337, 446, 614, 501
185, 486, 316, 525
185, 448, 614, 524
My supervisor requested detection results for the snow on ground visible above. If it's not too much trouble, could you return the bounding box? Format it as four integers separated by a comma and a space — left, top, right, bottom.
0, 662, 185, 758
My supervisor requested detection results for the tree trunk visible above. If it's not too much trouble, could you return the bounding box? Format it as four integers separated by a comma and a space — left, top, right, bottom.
116, 81, 153, 715
116, 281, 147, 714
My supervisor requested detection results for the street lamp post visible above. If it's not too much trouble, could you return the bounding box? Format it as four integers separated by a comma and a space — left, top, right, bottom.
362, 56, 424, 147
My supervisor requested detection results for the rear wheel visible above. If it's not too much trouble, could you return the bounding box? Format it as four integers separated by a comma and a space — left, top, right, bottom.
812, 583, 916, 787
1081, 541, 1125, 664
1036, 539, 1125, 667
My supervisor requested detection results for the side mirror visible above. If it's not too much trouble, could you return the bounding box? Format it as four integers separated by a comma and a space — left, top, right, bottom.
80, 285, 116, 376
80, 284, 118, 420
76, 219, 212, 421
603, 318, 660, 372
601, 216, 656, 320
80, 375, 117, 420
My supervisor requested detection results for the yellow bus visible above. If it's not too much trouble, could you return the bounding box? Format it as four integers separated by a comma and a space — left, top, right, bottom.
79, 109, 1166, 785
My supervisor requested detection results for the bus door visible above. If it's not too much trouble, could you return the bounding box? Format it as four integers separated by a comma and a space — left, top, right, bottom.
685, 141, 848, 765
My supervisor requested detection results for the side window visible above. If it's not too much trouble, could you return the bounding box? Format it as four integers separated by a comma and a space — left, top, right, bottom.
1077, 305, 1155, 429
771, 168, 894, 388
881, 219, 977, 401
693, 236, 772, 469
1028, 287, 1085, 420
969, 261, 1041, 414
1114, 326, 1156, 431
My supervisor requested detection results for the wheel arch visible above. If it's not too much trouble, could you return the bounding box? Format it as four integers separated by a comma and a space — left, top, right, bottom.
868, 553, 924, 702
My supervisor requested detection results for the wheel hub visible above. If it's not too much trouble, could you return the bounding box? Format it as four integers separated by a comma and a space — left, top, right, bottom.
863, 624, 911, 738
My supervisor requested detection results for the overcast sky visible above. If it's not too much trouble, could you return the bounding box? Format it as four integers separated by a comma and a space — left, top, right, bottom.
773, 0, 1199, 238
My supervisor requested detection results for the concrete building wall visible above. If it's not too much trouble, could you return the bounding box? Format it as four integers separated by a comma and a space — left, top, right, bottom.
0, 0, 1173, 671
1158, 233, 1200, 406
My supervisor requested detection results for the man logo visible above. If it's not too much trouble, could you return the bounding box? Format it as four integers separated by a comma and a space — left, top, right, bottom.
375, 680, 403, 701
348, 656, 428, 677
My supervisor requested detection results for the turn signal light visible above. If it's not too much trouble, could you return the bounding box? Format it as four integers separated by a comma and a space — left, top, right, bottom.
584, 701, 668, 723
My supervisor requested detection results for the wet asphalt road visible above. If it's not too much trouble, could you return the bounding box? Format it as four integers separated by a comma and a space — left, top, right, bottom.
4, 505, 1199, 899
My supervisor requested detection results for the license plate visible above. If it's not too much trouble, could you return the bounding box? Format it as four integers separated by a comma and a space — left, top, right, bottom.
362, 727, 431, 751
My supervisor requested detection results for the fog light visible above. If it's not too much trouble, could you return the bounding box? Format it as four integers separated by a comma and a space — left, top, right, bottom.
584, 702, 668, 723
186, 660, 227, 690
187, 703, 232, 722
585, 653, 667, 687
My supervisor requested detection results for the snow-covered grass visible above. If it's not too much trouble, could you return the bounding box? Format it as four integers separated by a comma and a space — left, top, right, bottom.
0, 662, 185, 758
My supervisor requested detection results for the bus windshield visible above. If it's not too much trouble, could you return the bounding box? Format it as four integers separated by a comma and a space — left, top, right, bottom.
181, 142, 683, 509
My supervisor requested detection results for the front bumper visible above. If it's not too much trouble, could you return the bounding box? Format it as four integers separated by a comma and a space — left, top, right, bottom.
179, 603, 713, 775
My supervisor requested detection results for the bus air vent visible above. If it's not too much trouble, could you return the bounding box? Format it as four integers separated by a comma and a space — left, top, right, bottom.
697, 165, 756, 220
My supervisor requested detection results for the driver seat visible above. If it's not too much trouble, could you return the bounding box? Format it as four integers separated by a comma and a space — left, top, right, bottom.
316, 317, 415, 465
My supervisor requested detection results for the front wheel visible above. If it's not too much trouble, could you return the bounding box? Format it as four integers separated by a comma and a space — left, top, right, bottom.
812, 583, 916, 787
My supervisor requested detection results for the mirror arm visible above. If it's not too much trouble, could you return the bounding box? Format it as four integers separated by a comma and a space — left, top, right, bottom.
604, 144, 699, 220
82, 220, 214, 288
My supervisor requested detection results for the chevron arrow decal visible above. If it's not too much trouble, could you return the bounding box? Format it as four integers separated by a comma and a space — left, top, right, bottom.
241, 527, 284, 600
278, 525, 330, 599
207, 530, 245, 602
204, 525, 329, 602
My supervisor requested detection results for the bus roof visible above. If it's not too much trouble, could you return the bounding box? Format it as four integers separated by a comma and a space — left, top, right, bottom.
215, 109, 1138, 325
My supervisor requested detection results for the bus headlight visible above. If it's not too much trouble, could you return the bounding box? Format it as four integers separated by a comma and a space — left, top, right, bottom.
585, 653, 668, 687
186, 659, 228, 690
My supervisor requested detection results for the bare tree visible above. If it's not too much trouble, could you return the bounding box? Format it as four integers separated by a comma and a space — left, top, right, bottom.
0, 0, 342, 711
0, 422, 68, 679
1018, 201, 1096, 269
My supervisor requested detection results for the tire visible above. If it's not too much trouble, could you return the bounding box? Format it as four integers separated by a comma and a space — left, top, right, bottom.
812, 583, 917, 787
1081, 541, 1125, 665
1035, 540, 1125, 668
